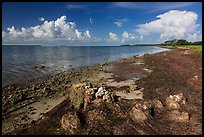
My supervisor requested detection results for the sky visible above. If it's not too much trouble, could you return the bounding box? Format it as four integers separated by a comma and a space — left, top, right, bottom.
2, 2, 202, 46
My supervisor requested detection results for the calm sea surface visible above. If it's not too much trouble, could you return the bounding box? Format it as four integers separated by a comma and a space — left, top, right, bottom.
2, 46, 169, 88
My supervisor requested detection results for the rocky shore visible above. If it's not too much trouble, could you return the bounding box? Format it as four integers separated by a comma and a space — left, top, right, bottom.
2, 47, 202, 135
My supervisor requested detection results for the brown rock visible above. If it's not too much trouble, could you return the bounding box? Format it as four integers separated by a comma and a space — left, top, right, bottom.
87, 109, 107, 123
61, 112, 81, 134
165, 97, 180, 110
93, 98, 103, 107
113, 125, 126, 135
152, 99, 164, 111
168, 110, 190, 122
130, 104, 147, 123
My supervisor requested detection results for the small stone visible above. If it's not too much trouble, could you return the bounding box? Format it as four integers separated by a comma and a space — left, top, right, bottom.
28, 106, 33, 109
194, 75, 198, 80
39, 112, 45, 115
8, 95, 13, 99
129, 84, 140, 91
30, 111, 37, 115
31, 120, 36, 124
102, 93, 112, 102
118, 96, 122, 102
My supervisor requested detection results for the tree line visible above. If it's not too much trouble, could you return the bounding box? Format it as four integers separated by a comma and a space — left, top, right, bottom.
164, 39, 202, 46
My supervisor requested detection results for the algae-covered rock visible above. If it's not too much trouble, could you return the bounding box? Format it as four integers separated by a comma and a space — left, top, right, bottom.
102, 93, 112, 102
129, 84, 140, 92
86, 88, 96, 99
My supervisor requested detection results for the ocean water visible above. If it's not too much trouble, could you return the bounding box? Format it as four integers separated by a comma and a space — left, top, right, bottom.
2, 46, 169, 88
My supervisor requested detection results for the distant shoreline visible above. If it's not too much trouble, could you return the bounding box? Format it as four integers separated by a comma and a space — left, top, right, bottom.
3, 44, 42, 47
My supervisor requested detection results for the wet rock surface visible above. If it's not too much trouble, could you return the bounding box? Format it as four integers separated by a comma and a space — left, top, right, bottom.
2, 48, 202, 135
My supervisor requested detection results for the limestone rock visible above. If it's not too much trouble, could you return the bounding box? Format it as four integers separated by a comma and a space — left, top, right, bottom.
95, 87, 108, 98
69, 84, 85, 109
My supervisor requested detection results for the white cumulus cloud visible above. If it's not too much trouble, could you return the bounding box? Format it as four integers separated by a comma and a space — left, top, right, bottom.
121, 31, 136, 43
108, 32, 119, 41
136, 10, 201, 42
39, 17, 45, 22
2, 15, 94, 44
89, 18, 93, 24
107, 31, 143, 44
114, 18, 129, 27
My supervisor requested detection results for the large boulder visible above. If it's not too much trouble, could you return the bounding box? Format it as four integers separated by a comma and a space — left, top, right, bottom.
69, 83, 87, 109
61, 111, 82, 134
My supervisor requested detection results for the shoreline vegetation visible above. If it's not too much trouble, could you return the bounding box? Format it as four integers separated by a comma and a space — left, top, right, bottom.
120, 39, 202, 47
121, 39, 202, 53
2, 43, 202, 135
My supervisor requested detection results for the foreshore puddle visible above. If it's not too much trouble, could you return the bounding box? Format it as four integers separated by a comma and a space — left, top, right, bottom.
143, 68, 153, 73
133, 61, 144, 65
131, 77, 140, 81
115, 88, 144, 100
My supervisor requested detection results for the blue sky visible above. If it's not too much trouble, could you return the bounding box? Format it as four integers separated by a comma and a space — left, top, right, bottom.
2, 2, 202, 46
